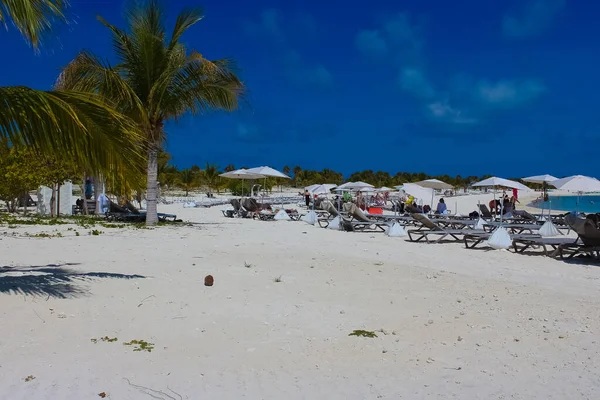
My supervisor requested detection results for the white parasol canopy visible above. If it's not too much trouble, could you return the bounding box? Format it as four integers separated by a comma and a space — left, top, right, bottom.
375, 186, 395, 192
414, 179, 453, 190
472, 177, 531, 191
522, 174, 558, 184
219, 169, 266, 180
305, 184, 337, 194
245, 166, 291, 179
335, 181, 374, 191
219, 169, 266, 197
398, 183, 434, 205
550, 175, 600, 192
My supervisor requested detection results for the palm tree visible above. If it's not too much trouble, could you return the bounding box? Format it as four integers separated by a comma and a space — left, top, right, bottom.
224, 164, 235, 172
202, 163, 219, 195
177, 169, 199, 196
0, 0, 143, 174
58, 0, 245, 225
283, 165, 291, 176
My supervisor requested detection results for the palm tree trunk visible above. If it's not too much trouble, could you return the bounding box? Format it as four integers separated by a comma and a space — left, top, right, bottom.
57, 183, 61, 217
81, 176, 89, 215
50, 184, 56, 218
22, 192, 28, 216
146, 146, 159, 226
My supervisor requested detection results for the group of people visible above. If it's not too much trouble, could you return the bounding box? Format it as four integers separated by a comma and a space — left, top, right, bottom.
396, 195, 447, 215
304, 189, 389, 209
489, 192, 519, 216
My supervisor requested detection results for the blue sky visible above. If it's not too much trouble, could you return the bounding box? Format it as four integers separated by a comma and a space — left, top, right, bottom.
2, 0, 599, 177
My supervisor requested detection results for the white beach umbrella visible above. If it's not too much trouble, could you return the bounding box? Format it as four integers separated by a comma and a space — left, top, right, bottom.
400, 183, 434, 206
472, 177, 531, 191
472, 177, 531, 220
522, 175, 558, 217
414, 179, 453, 209
550, 175, 600, 192
219, 169, 266, 196
414, 179, 454, 190
306, 184, 337, 194
335, 181, 374, 191
245, 166, 291, 208
522, 174, 558, 184
550, 175, 600, 212
245, 166, 291, 179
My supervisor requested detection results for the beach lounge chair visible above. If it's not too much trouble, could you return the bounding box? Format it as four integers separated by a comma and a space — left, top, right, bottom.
105, 200, 178, 223
463, 232, 541, 249
483, 222, 542, 235
407, 214, 484, 244
478, 204, 494, 220
512, 237, 582, 257
552, 215, 600, 260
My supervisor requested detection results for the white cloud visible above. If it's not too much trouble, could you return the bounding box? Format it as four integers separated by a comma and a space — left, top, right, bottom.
383, 13, 422, 49
399, 68, 436, 99
355, 30, 388, 57
427, 102, 477, 125
243, 9, 285, 43
285, 58, 334, 89
475, 80, 546, 106
503, 0, 565, 38
355, 12, 422, 60
236, 123, 258, 140
307, 65, 333, 87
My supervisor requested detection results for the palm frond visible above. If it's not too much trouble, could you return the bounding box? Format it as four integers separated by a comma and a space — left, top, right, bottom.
162, 52, 245, 118
168, 7, 203, 51
55, 50, 147, 125
0, 0, 66, 48
0, 86, 144, 174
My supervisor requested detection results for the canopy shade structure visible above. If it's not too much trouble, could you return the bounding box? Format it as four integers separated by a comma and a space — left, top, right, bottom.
472, 177, 531, 191
375, 186, 396, 192
335, 181, 374, 191
245, 166, 291, 179
550, 175, 600, 192
522, 174, 558, 184
414, 179, 453, 190
398, 183, 434, 204
305, 184, 337, 195
219, 169, 266, 196
219, 169, 266, 180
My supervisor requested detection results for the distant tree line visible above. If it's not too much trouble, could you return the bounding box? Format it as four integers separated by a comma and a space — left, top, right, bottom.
157, 151, 539, 195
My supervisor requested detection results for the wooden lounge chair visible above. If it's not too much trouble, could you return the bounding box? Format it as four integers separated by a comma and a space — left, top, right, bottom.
408, 214, 484, 244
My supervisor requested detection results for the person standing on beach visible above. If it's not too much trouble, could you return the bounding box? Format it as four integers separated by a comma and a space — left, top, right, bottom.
304, 190, 310, 207
85, 179, 93, 200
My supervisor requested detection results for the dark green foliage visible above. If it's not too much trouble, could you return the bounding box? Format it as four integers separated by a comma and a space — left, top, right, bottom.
123, 339, 154, 352
349, 330, 378, 338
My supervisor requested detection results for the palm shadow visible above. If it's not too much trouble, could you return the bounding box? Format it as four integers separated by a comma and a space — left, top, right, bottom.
0, 263, 145, 298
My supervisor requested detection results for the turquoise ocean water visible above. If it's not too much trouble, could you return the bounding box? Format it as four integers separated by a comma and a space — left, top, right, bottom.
535, 195, 600, 214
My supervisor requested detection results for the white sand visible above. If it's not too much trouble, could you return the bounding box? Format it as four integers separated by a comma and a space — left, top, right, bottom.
1, 193, 599, 399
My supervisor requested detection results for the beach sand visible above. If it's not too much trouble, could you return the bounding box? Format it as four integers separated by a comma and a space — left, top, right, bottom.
1, 193, 599, 399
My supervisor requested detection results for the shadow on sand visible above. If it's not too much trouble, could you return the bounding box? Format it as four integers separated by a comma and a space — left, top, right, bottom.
0, 263, 145, 298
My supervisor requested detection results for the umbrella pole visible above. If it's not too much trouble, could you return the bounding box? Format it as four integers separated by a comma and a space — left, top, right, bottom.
430, 191, 434, 215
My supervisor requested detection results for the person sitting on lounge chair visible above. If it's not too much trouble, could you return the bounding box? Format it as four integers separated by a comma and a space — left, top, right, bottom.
435, 198, 447, 215
342, 191, 352, 203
